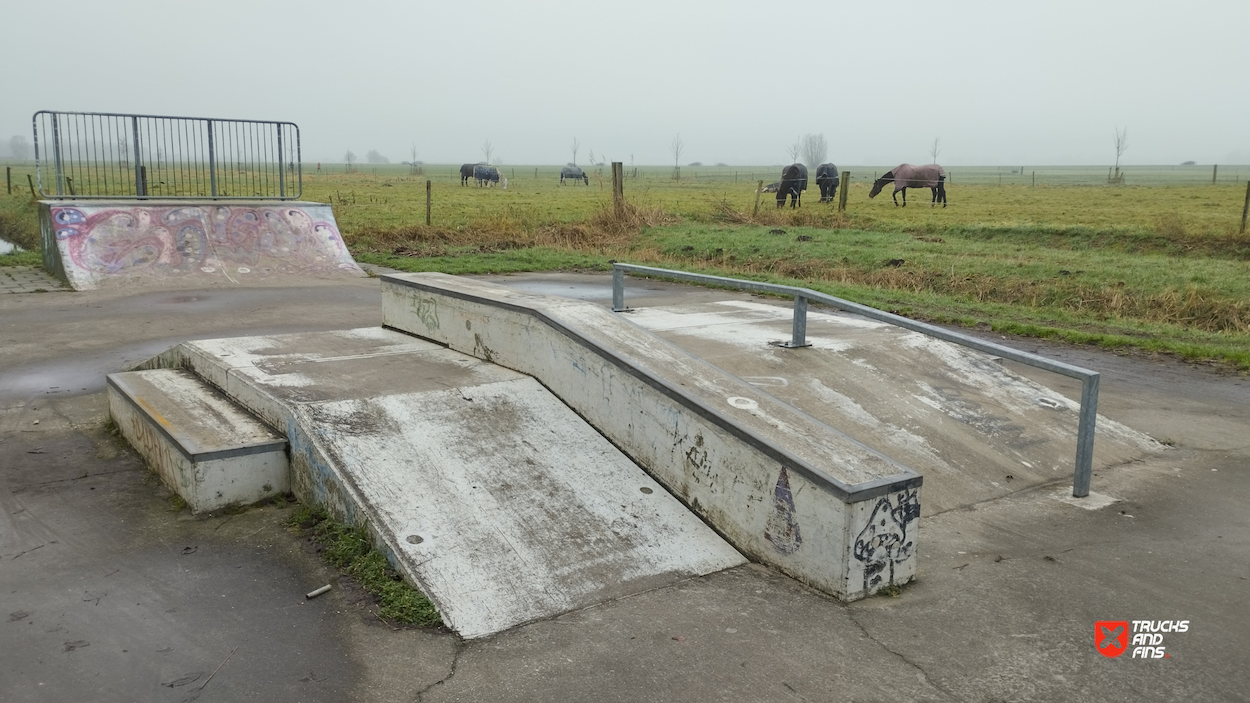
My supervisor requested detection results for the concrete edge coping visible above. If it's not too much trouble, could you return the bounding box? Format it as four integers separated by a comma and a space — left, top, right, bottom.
382, 274, 923, 504
106, 372, 287, 464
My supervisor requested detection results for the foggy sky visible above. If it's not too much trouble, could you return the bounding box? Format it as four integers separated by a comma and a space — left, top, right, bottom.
3, 0, 1248, 166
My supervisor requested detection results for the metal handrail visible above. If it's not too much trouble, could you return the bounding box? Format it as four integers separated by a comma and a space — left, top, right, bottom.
611, 263, 1100, 498
32, 110, 301, 200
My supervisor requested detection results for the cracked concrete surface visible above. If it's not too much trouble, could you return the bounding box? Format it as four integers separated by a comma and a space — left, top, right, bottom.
3, 272, 1248, 701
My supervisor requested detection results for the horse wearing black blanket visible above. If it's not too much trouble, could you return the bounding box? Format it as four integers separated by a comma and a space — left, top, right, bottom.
815, 163, 840, 203
775, 163, 807, 208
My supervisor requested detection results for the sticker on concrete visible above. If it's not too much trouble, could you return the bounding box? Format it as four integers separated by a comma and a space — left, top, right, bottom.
764, 466, 802, 555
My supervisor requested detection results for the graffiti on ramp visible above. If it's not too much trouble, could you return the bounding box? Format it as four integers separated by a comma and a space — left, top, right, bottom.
47, 203, 364, 289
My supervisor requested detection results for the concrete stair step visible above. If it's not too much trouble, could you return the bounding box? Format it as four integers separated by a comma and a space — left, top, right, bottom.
107, 369, 288, 513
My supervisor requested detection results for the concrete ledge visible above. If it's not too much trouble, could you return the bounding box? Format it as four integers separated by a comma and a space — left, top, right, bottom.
107, 369, 288, 513
381, 272, 924, 600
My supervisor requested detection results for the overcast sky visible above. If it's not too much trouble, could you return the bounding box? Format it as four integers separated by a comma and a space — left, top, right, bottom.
4, 0, 1248, 166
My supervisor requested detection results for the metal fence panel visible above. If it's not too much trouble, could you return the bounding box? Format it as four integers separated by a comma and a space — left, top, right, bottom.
32, 111, 300, 200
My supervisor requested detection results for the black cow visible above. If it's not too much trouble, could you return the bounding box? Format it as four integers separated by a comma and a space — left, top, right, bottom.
775, 163, 808, 208
473, 164, 501, 187
460, 163, 478, 186
815, 163, 840, 203
560, 165, 589, 185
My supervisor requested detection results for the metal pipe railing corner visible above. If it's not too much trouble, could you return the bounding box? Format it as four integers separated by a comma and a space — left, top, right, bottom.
611, 262, 1101, 498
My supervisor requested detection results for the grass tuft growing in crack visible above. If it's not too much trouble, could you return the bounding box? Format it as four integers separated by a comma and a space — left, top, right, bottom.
285, 504, 442, 626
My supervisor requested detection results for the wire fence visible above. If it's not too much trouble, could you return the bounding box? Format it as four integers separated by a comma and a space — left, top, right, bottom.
291, 162, 1248, 188
32, 111, 301, 199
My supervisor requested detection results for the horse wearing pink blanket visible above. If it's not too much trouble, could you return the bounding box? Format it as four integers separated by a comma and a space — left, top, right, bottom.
869, 163, 947, 207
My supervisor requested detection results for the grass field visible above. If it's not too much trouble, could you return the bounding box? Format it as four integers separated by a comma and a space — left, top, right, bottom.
3, 160, 1249, 369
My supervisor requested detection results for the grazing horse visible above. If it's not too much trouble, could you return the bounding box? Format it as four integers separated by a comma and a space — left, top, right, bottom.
560, 165, 589, 185
815, 163, 840, 203
775, 163, 808, 208
460, 163, 478, 186
869, 163, 947, 207
473, 164, 503, 188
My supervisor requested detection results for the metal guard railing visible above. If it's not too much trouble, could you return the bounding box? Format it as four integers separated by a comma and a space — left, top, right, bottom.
611, 263, 1100, 498
33, 110, 301, 200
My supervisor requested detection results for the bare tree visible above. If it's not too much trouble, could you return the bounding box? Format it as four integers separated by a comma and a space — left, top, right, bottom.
481, 140, 494, 165
344, 149, 357, 173
365, 149, 389, 164
800, 133, 827, 168
670, 134, 684, 181
409, 144, 421, 174
9, 135, 32, 161
570, 137, 580, 166
670, 134, 684, 167
785, 138, 801, 164
1112, 127, 1128, 182
930, 138, 941, 164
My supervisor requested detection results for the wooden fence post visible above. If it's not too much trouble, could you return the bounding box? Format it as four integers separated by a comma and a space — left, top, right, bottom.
425, 180, 432, 226
27, 174, 36, 198
1241, 180, 1250, 234
611, 162, 624, 218
6, 166, 10, 194
1213, 164, 1218, 184
752, 181, 763, 217
1032, 171, 1036, 187
838, 171, 850, 211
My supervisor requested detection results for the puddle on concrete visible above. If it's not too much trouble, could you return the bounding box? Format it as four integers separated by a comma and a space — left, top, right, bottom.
489, 280, 612, 301
0, 339, 183, 403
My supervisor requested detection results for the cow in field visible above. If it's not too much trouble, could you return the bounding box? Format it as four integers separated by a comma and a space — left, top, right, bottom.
776, 163, 807, 208
869, 163, 947, 207
815, 163, 840, 203
560, 165, 589, 185
460, 163, 478, 186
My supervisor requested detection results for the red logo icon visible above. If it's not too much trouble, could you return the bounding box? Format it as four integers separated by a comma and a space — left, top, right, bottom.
1096, 621, 1129, 658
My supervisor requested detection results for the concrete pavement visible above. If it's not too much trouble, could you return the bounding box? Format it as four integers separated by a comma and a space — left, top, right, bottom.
2, 270, 1247, 702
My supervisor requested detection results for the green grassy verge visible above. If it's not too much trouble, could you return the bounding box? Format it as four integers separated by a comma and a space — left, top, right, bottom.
0, 249, 42, 267
285, 505, 442, 627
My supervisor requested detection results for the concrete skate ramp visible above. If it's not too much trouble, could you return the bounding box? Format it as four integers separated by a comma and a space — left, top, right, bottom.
143, 328, 744, 639
624, 300, 1161, 514
382, 273, 927, 602
39, 200, 364, 291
